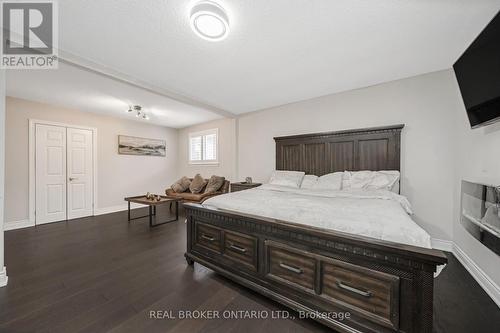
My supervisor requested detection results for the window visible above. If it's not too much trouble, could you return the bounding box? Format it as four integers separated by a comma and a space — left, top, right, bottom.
189, 128, 218, 164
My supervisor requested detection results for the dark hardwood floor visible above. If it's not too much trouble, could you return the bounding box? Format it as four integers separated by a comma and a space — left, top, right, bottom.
0, 206, 499, 333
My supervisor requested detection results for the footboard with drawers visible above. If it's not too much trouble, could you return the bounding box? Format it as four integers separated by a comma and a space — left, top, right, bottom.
184, 203, 447, 333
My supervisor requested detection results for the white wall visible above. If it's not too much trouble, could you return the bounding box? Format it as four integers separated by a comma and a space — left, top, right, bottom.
0, 70, 7, 287
452, 71, 500, 289
175, 69, 500, 297
238, 70, 459, 240
177, 117, 237, 181
4, 97, 178, 225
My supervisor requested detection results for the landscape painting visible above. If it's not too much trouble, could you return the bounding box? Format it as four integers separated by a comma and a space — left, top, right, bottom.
118, 135, 166, 156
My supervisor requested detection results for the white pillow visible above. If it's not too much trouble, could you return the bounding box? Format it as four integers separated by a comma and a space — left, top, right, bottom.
269, 170, 305, 188
370, 170, 400, 191
391, 181, 400, 193
342, 170, 400, 191
341, 171, 351, 189
312, 172, 343, 190
342, 171, 373, 189
300, 175, 318, 189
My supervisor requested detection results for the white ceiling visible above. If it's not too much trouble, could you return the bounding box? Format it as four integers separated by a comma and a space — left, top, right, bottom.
7, 0, 500, 122
53, 0, 500, 114
6, 62, 222, 128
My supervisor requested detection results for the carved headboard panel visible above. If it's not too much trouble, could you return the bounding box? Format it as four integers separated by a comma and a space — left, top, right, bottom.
274, 125, 404, 176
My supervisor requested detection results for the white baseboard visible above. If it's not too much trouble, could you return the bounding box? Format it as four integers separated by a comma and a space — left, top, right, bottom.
0, 266, 7, 287
431, 238, 454, 252
452, 243, 500, 308
4, 219, 34, 231
4, 203, 147, 230
431, 237, 499, 308
94, 203, 144, 216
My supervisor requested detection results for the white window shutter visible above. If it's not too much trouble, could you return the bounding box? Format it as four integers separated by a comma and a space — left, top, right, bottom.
189, 129, 218, 163
190, 136, 202, 161
204, 133, 217, 160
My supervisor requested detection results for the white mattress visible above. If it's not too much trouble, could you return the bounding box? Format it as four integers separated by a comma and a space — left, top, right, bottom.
203, 184, 432, 249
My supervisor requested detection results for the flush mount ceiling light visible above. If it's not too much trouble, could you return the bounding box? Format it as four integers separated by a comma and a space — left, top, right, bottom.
190, 1, 229, 41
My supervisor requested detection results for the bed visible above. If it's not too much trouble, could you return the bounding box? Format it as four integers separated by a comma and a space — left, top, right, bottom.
183, 124, 447, 333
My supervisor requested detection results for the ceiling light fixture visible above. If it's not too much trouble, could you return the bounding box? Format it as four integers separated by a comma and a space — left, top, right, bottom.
134, 105, 142, 118
190, 1, 229, 41
126, 105, 150, 120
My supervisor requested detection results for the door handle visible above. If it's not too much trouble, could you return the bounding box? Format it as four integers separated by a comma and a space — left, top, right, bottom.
69, 177, 77, 181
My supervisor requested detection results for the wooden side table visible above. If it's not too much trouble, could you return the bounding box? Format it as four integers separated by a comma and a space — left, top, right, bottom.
124, 195, 180, 227
230, 182, 262, 192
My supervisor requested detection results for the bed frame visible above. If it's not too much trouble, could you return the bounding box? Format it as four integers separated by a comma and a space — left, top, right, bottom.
184, 124, 447, 333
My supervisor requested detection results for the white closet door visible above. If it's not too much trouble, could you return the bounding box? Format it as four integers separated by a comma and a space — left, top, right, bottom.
36, 124, 67, 224
67, 128, 93, 220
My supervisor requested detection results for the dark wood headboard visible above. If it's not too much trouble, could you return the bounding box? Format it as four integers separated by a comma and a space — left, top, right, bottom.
274, 124, 404, 176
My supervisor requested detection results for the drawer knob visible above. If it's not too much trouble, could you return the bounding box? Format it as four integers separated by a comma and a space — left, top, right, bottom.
337, 281, 372, 298
279, 262, 303, 274
228, 243, 247, 253
201, 234, 215, 242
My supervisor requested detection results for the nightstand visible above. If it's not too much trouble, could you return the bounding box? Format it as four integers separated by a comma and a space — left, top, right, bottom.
230, 182, 262, 192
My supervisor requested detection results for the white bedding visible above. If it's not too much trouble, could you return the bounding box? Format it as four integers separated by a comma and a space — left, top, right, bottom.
203, 184, 432, 249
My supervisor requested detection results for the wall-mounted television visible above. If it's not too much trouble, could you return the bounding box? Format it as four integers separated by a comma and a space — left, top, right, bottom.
454, 10, 500, 128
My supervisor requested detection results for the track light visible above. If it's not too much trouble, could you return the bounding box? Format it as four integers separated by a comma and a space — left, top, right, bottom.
126, 104, 149, 120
